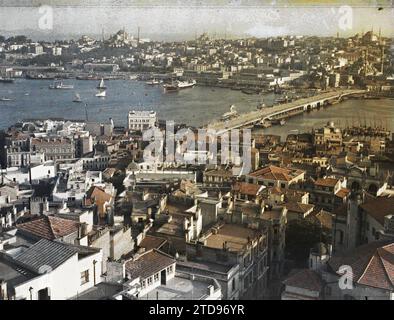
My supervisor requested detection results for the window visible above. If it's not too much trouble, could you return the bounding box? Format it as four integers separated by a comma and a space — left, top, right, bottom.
154, 273, 159, 282
232, 278, 236, 292
147, 277, 153, 286
80, 270, 89, 285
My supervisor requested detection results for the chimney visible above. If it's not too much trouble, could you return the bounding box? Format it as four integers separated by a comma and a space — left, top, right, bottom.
207, 285, 215, 297
0, 280, 7, 300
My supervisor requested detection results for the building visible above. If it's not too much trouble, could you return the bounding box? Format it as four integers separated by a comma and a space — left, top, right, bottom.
30, 137, 75, 161
186, 222, 269, 299
128, 111, 157, 131
246, 165, 305, 189
109, 249, 222, 300
281, 269, 324, 300
0, 238, 103, 300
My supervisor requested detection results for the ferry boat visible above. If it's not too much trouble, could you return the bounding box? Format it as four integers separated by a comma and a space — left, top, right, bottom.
73, 93, 82, 103
177, 79, 196, 89
0, 77, 14, 83
49, 81, 74, 89
0, 97, 13, 101
163, 82, 179, 92
97, 78, 107, 90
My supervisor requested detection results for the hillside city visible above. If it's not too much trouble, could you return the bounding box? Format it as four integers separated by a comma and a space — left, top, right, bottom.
0, 28, 394, 300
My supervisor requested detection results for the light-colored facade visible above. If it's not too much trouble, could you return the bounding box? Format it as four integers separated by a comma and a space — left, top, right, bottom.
128, 110, 157, 131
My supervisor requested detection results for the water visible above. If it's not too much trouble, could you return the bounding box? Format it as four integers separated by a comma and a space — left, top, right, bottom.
261, 98, 394, 140
1, 79, 393, 138
0, 78, 271, 129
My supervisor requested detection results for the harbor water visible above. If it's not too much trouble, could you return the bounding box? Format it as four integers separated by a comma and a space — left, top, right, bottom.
1, 79, 393, 139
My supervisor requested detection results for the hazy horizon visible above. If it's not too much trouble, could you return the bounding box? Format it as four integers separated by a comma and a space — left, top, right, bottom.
0, 3, 393, 42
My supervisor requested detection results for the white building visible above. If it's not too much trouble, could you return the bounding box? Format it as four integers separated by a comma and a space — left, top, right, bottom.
0, 239, 103, 300
128, 110, 157, 131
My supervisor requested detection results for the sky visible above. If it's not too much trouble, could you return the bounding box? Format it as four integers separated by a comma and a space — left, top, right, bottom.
0, 1, 393, 41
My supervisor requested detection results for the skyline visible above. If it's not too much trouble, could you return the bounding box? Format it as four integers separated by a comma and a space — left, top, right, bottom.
0, 5, 393, 41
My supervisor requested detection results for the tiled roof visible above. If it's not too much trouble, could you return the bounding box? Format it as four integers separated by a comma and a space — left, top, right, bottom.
17, 215, 80, 240
335, 188, 350, 199
233, 182, 263, 196
285, 202, 314, 214
139, 235, 167, 251
283, 269, 324, 292
360, 196, 394, 226
250, 165, 304, 182
125, 249, 175, 281
328, 241, 394, 291
12, 239, 78, 273
315, 177, 339, 187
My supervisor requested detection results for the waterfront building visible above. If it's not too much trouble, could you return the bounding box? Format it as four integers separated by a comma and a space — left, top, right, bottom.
128, 110, 157, 131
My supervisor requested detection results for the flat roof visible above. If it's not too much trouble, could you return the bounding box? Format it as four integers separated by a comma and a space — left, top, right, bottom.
205, 224, 260, 252
138, 274, 213, 300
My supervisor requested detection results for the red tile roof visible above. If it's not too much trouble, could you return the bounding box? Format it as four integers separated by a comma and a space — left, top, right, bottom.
328, 241, 394, 291
285, 202, 314, 214
17, 215, 80, 240
250, 165, 304, 182
315, 178, 339, 187
335, 188, 350, 199
233, 182, 263, 196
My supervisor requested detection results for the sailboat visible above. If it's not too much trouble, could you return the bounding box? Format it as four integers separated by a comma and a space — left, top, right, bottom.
73, 93, 82, 103
95, 90, 106, 98
97, 78, 106, 90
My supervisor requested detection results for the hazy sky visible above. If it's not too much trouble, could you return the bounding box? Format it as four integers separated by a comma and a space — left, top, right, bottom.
0, 1, 393, 40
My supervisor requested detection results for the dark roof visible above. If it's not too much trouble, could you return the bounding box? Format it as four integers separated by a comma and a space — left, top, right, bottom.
12, 239, 78, 273
139, 235, 167, 251
360, 196, 394, 225
283, 269, 324, 292
125, 249, 175, 281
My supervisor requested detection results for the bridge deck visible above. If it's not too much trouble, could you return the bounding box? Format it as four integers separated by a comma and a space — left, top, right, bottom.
206, 89, 365, 133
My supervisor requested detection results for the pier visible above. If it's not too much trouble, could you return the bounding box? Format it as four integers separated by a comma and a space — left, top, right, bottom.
206, 89, 366, 134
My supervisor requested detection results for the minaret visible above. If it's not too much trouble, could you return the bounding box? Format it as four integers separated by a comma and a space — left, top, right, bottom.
379, 28, 384, 74
137, 26, 140, 47
102, 28, 105, 42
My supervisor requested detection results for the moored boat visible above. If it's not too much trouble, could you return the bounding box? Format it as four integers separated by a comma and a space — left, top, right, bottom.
49, 81, 74, 89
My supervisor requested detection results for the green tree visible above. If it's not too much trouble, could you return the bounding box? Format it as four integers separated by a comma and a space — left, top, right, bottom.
285, 219, 330, 265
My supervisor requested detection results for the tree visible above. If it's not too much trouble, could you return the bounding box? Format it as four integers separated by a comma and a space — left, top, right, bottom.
285, 219, 330, 266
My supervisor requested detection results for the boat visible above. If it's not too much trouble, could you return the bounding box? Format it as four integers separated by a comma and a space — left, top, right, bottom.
0, 77, 14, 83
95, 90, 106, 98
97, 78, 107, 90
0, 97, 12, 101
177, 79, 196, 89
73, 93, 82, 103
271, 119, 286, 126
129, 74, 138, 80
242, 88, 259, 95
221, 105, 238, 121
163, 81, 179, 92
145, 79, 162, 85
49, 81, 74, 89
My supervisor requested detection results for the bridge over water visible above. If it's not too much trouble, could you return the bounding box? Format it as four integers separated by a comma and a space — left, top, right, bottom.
206, 89, 366, 134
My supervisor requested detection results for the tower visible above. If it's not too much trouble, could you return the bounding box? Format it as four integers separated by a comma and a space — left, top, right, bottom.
137, 26, 140, 47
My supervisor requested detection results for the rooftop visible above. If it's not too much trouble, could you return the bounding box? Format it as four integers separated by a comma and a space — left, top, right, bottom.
328, 240, 394, 291
249, 165, 304, 181
204, 223, 261, 252
125, 249, 175, 281
17, 215, 80, 240
138, 272, 219, 300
